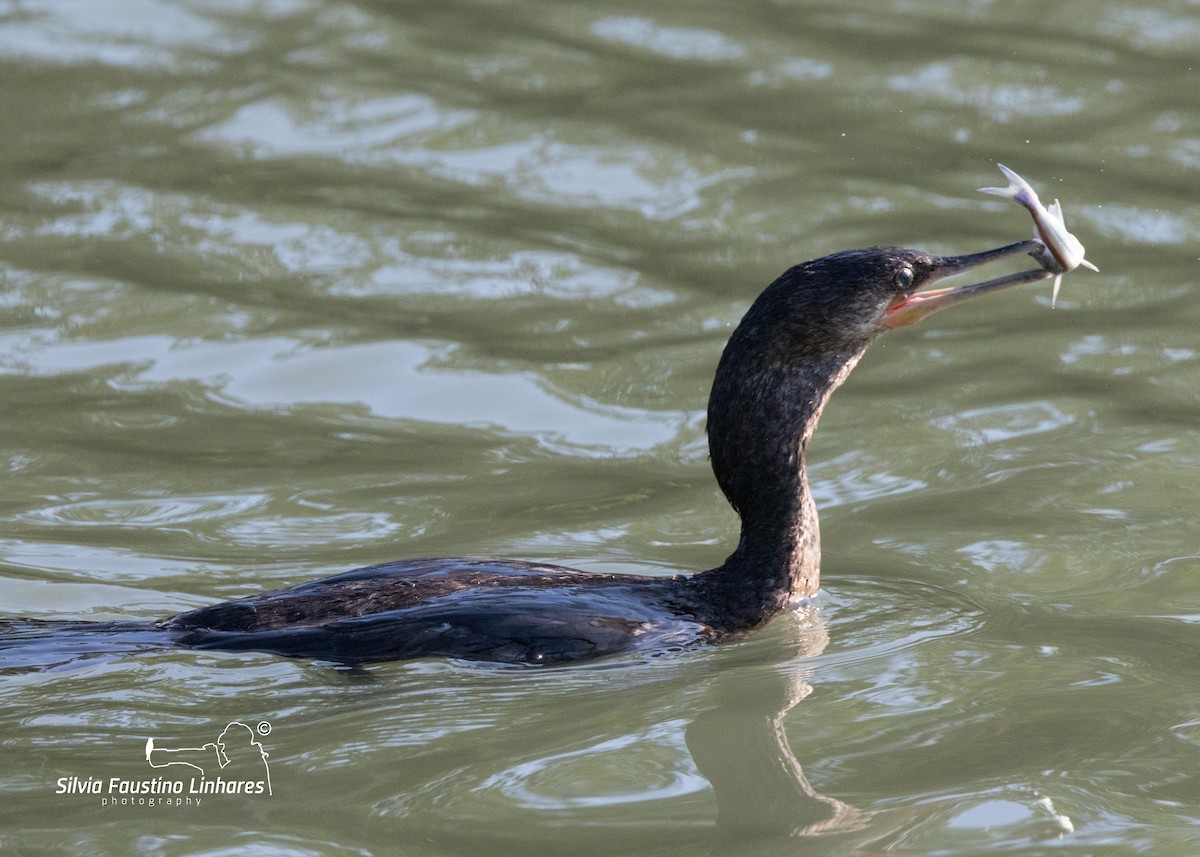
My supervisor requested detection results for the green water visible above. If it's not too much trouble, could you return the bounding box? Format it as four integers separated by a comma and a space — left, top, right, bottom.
2, 0, 1199, 853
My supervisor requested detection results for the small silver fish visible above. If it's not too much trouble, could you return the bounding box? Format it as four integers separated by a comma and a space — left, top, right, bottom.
979, 163, 1098, 306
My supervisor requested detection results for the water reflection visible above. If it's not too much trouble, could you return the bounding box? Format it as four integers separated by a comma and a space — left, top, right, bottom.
684, 614, 875, 843
0, 585, 1084, 849
352, 609, 879, 848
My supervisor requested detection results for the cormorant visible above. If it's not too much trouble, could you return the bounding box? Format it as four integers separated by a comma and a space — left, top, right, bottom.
1, 240, 1053, 668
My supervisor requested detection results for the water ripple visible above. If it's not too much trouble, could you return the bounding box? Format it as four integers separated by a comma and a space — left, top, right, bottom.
887, 61, 1087, 121
589, 16, 746, 62
475, 720, 706, 809
0, 0, 246, 69
19, 493, 267, 529
194, 94, 729, 218
933, 402, 1075, 445
222, 512, 401, 549
191, 93, 477, 160
1088, 203, 1194, 245
812, 451, 927, 508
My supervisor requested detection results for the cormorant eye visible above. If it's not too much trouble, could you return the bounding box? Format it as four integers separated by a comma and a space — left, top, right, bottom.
895, 267, 915, 290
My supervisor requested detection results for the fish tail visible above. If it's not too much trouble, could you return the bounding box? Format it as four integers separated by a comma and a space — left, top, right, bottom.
978, 163, 1039, 207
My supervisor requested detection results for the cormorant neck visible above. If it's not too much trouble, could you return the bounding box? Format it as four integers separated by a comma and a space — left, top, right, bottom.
698, 335, 870, 629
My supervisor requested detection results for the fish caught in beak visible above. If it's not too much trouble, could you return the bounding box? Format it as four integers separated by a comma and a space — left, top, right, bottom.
883, 164, 1099, 329
979, 163, 1099, 306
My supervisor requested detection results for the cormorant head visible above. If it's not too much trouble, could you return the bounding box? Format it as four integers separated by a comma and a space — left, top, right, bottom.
739, 240, 1049, 358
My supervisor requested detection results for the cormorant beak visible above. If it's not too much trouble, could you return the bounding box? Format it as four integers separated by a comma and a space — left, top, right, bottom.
881, 239, 1053, 330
